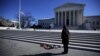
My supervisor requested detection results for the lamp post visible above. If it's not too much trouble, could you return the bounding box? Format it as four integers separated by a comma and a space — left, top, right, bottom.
19, 0, 21, 29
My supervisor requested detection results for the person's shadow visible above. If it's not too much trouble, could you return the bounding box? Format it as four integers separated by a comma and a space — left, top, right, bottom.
19, 52, 64, 56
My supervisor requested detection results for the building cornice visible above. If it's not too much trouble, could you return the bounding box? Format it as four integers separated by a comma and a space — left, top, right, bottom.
54, 3, 85, 10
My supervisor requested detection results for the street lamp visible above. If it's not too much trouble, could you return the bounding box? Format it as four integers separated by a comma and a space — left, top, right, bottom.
19, 0, 21, 29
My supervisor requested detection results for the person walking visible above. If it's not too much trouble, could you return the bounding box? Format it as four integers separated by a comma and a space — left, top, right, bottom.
61, 25, 70, 54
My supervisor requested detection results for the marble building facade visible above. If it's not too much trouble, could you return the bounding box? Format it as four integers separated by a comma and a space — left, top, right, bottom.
54, 3, 85, 27
38, 3, 100, 29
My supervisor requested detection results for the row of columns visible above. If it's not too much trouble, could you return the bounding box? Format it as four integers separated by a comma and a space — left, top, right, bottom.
55, 10, 81, 27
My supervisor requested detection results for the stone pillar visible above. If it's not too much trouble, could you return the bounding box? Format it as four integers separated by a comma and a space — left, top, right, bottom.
61, 11, 63, 26
59, 12, 61, 26
57, 12, 59, 26
77, 10, 79, 26
77, 10, 83, 26
75, 10, 78, 26
82, 10, 84, 25
69, 11, 71, 26
63, 11, 65, 26
73, 10, 75, 26
65, 11, 67, 26
55, 12, 58, 26
55, 12, 56, 26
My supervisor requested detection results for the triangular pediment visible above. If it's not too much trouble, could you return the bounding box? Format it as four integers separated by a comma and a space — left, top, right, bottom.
55, 3, 85, 10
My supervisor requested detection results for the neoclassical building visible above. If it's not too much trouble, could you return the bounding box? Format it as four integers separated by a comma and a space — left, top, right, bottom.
38, 3, 100, 29
38, 18, 54, 28
54, 3, 85, 27
84, 16, 100, 29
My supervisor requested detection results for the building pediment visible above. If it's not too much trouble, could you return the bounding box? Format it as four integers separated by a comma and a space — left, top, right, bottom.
55, 3, 85, 11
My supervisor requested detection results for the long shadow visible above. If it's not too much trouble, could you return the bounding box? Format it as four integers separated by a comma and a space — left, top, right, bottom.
19, 52, 64, 56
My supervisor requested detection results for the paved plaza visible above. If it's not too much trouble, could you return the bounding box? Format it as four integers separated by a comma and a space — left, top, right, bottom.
0, 30, 100, 56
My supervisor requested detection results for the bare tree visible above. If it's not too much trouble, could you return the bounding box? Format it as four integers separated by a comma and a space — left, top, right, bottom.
16, 12, 35, 28
0, 16, 14, 27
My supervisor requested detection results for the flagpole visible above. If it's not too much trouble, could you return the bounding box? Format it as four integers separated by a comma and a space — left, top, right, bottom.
19, 0, 21, 29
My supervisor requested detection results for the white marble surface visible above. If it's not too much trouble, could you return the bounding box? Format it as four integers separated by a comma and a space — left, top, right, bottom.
0, 38, 100, 56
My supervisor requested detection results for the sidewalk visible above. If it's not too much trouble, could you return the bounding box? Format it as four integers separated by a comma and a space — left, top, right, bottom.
0, 28, 100, 33
0, 38, 100, 56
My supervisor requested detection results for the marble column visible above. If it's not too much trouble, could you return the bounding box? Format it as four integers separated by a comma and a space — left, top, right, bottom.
65, 11, 67, 26
78, 10, 83, 26
57, 12, 59, 26
76, 10, 78, 26
69, 11, 71, 26
77, 10, 80, 26
59, 12, 61, 26
73, 10, 75, 26
63, 11, 65, 26
55, 12, 58, 26
61, 11, 63, 26
82, 10, 84, 25
75, 10, 77, 26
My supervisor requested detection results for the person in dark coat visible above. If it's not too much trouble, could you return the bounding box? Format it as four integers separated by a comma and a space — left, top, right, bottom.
61, 25, 70, 54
